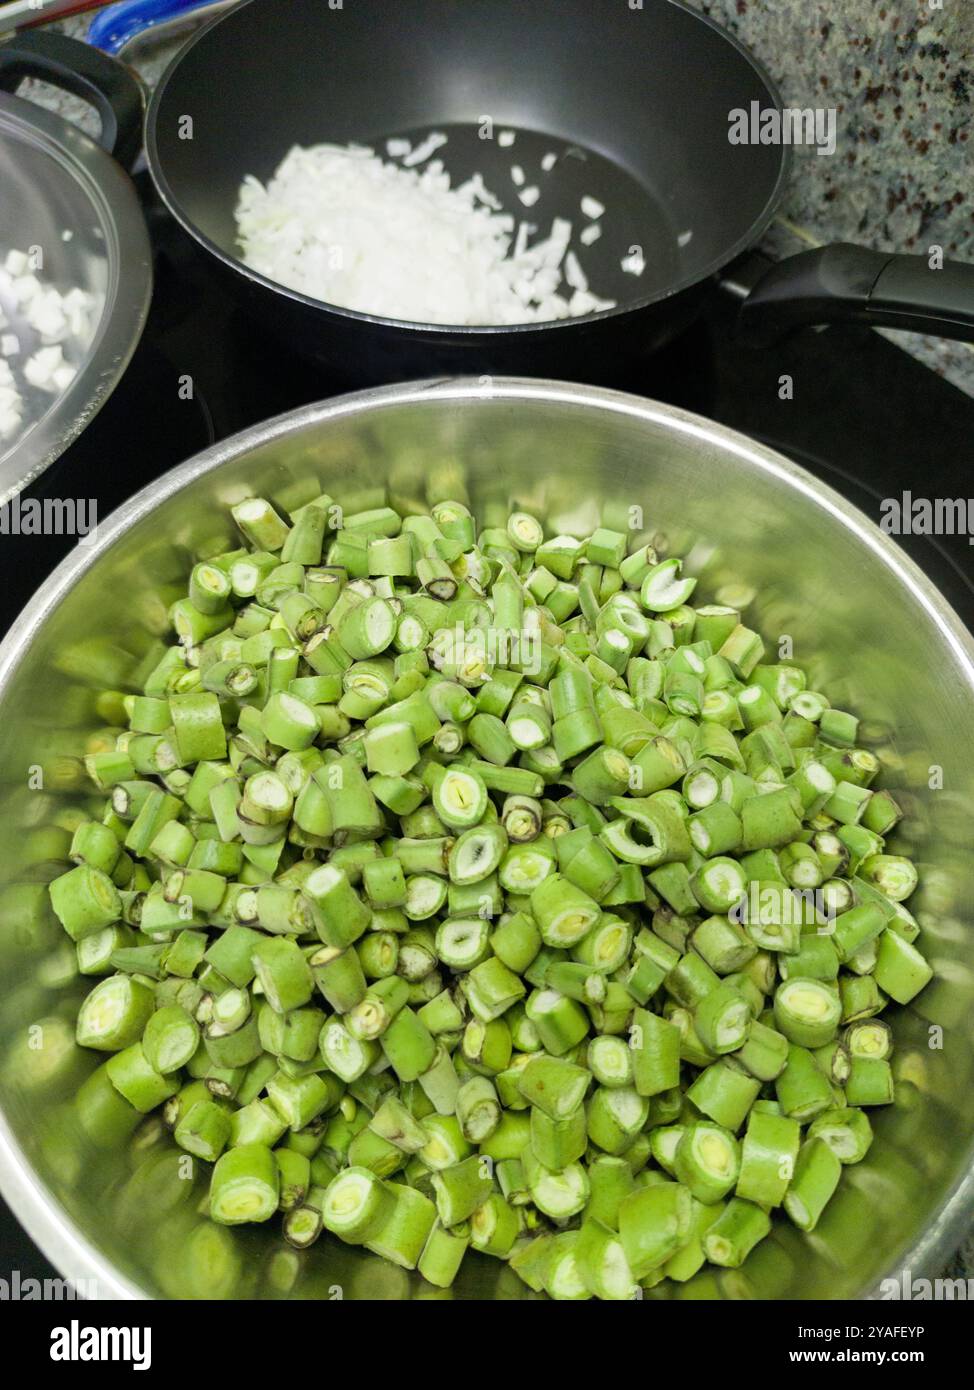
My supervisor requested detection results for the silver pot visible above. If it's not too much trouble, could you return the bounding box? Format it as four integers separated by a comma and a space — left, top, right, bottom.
0, 32, 151, 503
0, 378, 971, 1300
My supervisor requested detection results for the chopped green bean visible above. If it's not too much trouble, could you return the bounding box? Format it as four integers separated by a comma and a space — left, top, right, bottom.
42, 487, 931, 1298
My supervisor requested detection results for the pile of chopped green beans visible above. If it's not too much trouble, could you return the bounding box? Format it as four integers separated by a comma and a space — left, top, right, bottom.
48, 489, 933, 1299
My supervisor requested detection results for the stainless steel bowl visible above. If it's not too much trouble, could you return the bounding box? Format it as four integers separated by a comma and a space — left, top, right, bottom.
1, 378, 971, 1300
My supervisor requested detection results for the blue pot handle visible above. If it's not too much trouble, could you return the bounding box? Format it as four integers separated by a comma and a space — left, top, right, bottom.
88, 0, 224, 56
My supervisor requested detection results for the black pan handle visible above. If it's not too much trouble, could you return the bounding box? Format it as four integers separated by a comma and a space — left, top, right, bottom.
0, 30, 144, 170
739, 243, 974, 346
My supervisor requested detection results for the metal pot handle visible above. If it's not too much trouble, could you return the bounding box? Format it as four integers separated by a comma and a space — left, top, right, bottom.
0, 29, 144, 168
739, 243, 974, 346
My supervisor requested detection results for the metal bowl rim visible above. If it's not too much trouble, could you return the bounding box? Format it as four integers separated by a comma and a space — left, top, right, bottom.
0, 374, 971, 1299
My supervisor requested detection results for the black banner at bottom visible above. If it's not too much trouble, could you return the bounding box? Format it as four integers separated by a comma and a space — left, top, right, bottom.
0, 1297, 968, 1373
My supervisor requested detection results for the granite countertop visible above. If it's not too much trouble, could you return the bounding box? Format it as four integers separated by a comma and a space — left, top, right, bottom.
689, 0, 974, 393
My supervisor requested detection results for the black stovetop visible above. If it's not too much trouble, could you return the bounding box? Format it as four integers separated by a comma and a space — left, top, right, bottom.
2, 187, 972, 1282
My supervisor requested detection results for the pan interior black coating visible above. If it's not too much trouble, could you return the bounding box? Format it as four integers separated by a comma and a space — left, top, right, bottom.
149, 0, 785, 314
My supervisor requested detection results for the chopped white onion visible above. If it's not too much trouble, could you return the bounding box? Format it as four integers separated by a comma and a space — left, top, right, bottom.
0, 405, 22, 441
569, 289, 615, 315
235, 142, 615, 326
53, 363, 77, 392
513, 222, 535, 258
12, 275, 40, 305
458, 171, 503, 210
0, 242, 97, 451
564, 251, 588, 293
24, 344, 65, 391
402, 131, 448, 167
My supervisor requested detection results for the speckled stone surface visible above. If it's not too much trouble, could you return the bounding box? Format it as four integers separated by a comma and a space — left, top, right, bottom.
686, 0, 974, 392
691, 0, 972, 253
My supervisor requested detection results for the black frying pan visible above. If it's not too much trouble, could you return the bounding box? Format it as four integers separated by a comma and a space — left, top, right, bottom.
144, 0, 974, 383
